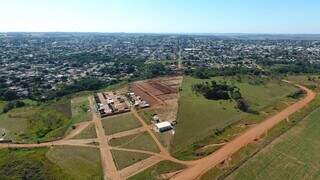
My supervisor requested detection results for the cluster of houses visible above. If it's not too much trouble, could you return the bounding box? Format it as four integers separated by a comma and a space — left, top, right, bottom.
94, 92, 130, 117
92, 90, 175, 133
127, 92, 150, 108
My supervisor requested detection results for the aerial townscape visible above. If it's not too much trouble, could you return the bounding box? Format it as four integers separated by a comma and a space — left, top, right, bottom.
1, 1, 320, 180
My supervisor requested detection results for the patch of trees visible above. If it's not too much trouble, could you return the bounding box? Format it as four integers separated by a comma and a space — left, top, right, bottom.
51, 77, 116, 99
2, 101, 25, 113
271, 62, 320, 74
144, 63, 173, 78
186, 67, 266, 79
130, 62, 174, 81
0, 89, 19, 101
287, 89, 305, 99
0, 157, 50, 180
192, 80, 250, 112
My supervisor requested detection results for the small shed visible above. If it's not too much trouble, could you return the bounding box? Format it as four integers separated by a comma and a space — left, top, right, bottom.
154, 121, 173, 133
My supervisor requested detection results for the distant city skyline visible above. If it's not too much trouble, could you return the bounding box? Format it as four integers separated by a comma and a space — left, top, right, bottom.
0, 0, 320, 34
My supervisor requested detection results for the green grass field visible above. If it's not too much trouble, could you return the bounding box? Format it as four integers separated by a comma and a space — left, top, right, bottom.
0, 146, 103, 180
226, 107, 320, 180
71, 95, 90, 124
102, 113, 141, 135
72, 123, 97, 139
171, 76, 298, 159
46, 146, 103, 179
0, 101, 6, 113
128, 160, 186, 180
137, 109, 156, 125
200, 92, 320, 180
111, 150, 151, 170
0, 98, 73, 143
109, 132, 160, 153
0, 148, 68, 179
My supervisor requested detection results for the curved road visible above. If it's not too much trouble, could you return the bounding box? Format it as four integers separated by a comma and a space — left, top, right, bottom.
171, 83, 316, 180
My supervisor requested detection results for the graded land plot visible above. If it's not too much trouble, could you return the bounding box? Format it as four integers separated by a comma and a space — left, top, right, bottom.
171, 76, 298, 160
130, 76, 182, 106
111, 150, 151, 170
71, 95, 90, 123
72, 123, 97, 139
102, 113, 141, 135
0, 148, 69, 180
226, 107, 320, 180
46, 146, 103, 180
109, 132, 160, 153
0, 99, 73, 143
128, 160, 186, 180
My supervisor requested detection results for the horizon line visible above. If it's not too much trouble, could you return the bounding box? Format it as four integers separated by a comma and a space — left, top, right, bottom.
1, 31, 320, 35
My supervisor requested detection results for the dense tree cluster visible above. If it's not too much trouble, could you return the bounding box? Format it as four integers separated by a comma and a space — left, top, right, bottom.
186, 67, 266, 79
2, 100, 25, 113
53, 77, 115, 99
192, 80, 250, 112
192, 81, 239, 100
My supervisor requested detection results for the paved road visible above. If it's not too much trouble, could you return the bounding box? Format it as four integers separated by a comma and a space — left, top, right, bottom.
171, 83, 316, 180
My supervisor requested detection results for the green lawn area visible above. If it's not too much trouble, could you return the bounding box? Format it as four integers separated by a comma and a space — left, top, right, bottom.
71, 95, 90, 124
226, 107, 320, 180
109, 132, 160, 153
0, 98, 73, 143
171, 76, 298, 159
102, 113, 141, 135
0, 148, 69, 180
0, 107, 38, 142
46, 146, 103, 179
111, 150, 151, 170
128, 160, 186, 180
137, 108, 156, 125
72, 123, 97, 139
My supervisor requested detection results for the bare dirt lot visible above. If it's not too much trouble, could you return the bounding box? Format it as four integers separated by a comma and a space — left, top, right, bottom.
130, 76, 183, 106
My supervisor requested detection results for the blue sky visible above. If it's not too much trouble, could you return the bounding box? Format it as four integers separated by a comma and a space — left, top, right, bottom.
0, 0, 319, 33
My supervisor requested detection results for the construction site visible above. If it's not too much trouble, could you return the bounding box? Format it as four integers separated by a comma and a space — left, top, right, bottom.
129, 76, 182, 106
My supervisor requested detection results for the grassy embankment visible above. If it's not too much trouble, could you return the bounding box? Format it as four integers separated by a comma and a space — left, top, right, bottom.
172, 76, 299, 160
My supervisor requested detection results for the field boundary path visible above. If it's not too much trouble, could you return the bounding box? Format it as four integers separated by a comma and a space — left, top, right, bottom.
170, 83, 316, 180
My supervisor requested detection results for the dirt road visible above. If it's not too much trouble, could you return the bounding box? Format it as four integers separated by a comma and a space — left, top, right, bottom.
89, 97, 121, 180
64, 121, 93, 139
171, 84, 316, 180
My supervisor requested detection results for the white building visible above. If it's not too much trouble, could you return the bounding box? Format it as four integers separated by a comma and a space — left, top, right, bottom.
154, 121, 173, 133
